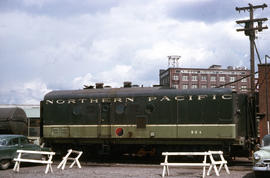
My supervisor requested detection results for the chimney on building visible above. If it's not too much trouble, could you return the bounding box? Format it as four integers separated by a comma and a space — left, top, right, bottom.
123, 81, 132, 88
209, 65, 222, 69
96, 83, 104, 89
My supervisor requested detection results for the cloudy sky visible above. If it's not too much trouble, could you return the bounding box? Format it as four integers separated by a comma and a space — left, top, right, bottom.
0, 0, 269, 104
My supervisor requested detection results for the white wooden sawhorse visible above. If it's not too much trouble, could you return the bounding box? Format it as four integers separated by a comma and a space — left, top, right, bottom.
13, 150, 55, 174
207, 151, 230, 176
161, 152, 210, 178
160, 151, 230, 178
57, 149, 83, 170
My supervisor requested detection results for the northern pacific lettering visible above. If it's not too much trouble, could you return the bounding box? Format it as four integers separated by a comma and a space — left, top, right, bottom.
45, 94, 232, 105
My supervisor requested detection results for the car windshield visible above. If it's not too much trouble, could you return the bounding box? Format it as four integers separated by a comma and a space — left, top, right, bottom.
262, 135, 270, 146
0, 138, 7, 146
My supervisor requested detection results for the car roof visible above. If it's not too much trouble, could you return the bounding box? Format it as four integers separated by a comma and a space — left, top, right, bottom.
263, 134, 270, 140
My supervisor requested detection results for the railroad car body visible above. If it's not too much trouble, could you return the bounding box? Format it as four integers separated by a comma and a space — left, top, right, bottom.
41, 87, 256, 156
0, 108, 28, 135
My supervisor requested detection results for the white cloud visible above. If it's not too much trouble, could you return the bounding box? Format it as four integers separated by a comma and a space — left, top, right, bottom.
71, 65, 134, 89
0, 0, 269, 104
72, 73, 94, 89
22, 0, 52, 7
0, 80, 51, 104
99, 65, 134, 86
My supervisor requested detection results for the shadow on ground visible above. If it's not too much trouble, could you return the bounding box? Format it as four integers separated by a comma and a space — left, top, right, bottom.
243, 172, 255, 178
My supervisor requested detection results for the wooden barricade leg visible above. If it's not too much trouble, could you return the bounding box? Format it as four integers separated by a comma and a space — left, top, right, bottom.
218, 163, 224, 174
207, 164, 212, 176
76, 151, 83, 168
69, 158, 81, 168
69, 151, 82, 168
162, 154, 169, 177
216, 151, 224, 174
207, 152, 220, 176
69, 159, 76, 168
219, 152, 230, 174
49, 163, 53, 173
76, 157, 82, 168
224, 163, 230, 174
202, 153, 208, 178
13, 152, 22, 172
45, 154, 54, 174
57, 149, 72, 170
45, 164, 50, 174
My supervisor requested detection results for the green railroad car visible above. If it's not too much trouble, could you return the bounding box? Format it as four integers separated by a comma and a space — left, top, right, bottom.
41, 87, 257, 157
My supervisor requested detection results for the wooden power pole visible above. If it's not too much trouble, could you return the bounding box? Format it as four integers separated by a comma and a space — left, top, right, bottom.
236, 3, 268, 95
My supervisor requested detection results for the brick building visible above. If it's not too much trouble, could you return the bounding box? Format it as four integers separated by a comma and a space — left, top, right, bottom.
258, 63, 270, 139
159, 65, 251, 93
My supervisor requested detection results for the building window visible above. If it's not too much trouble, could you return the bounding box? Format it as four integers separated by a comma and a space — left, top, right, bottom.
220, 76, 225, 82
210, 76, 216, 81
192, 75, 198, 81
172, 84, 178, 89
241, 85, 247, 91
182, 84, 188, 89
230, 76, 235, 82
231, 85, 235, 89
241, 78, 247, 82
201, 75, 207, 81
173, 75, 179, 81
182, 75, 188, 81
211, 85, 216, 88
191, 84, 198, 89
163, 79, 166, 85
201, 84, 207, 88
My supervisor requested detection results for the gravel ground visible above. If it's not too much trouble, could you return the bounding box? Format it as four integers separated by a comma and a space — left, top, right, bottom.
1, 161, 256, 178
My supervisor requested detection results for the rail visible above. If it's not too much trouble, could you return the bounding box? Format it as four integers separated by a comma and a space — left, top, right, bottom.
160, 151, 230, 178
13, 150, 55, 174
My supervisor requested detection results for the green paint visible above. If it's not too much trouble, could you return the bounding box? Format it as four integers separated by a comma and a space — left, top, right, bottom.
43, 124, 235, 139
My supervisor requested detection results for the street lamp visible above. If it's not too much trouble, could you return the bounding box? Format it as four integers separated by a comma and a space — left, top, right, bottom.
265, 55, 270, 134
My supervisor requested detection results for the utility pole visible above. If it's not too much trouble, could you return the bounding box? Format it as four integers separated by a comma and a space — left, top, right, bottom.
235, 3, 268, 95
265, 55, 270, 134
